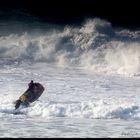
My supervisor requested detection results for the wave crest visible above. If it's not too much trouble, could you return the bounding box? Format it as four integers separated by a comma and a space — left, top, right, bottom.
0, 18, 140, 76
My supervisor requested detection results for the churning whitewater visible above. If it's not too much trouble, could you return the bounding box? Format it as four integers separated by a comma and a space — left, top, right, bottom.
0, 18, 140, 76
0, 18, 140, 137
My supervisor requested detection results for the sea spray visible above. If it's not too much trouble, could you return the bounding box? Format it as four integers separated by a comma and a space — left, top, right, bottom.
0, 18, 140, 76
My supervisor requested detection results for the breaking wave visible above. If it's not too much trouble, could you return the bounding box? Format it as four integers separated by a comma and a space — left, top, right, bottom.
1, 100, 140, 120
0, 18, 140, 76
27, 100, 140, 120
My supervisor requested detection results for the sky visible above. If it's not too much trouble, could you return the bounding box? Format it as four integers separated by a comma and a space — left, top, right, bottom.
0, 0, 140, 28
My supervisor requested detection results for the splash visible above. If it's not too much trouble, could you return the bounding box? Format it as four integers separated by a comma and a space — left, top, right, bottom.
0, 18, 140, 76
1, 100, 139, 120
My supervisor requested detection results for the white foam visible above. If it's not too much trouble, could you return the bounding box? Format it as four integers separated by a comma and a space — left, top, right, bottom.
0, 18, 140, 76
11, 100, 139, 120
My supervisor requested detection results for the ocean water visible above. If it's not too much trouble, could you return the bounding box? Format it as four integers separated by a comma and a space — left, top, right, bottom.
0, 18, 140, 137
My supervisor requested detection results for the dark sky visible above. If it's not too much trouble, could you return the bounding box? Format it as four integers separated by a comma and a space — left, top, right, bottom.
0, 0, 140, 28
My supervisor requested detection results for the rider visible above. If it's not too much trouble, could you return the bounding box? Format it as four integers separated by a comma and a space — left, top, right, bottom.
15, 80, 45, 109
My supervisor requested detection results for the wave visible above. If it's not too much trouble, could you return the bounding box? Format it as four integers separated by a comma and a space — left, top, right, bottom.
0, 18, 140, 76
1, 100, 140, 120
